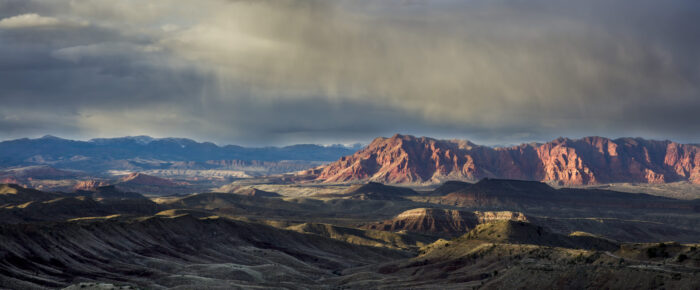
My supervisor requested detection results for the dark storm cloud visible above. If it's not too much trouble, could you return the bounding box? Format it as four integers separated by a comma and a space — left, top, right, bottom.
0, 12, 208, 111
0, 0, 698, 145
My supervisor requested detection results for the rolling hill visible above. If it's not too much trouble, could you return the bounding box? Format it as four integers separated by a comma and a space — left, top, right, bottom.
0, 215, 409, 289
316, 182, 419, 200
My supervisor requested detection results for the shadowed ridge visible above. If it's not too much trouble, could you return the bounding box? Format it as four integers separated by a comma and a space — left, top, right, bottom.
438, 178, 557, 208
0, 183, 61, 205
313, 182, 418, 200
287, 222, 437, 251
232, 187, 283, 197
0, 185, 161, 223
74, 185, 146, 199
0, 215, 410, 289
0, 195, 162, 224
343, 182, 417, 196
432, 180, 472, 195
467, 178, 556, 196
459, 220, 618, 251
155, 208, 216, 218
438, 178, 696, 211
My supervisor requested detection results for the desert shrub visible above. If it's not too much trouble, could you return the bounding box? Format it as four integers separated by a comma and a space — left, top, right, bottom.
647, 248, 657, 258
585, 255, 596, 264
647, 247, 669, 258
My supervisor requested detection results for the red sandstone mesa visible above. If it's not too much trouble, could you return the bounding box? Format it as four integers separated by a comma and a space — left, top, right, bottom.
310, 134, 700, 185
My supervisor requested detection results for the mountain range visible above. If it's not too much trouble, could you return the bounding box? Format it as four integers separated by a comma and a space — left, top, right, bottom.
5, 134, 700, 187
0, 135, 362, 163
307, 134, 700, 185
0, 135, 362, 179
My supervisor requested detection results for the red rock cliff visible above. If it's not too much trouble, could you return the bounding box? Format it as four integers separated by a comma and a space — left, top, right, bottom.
313, 134, 700, 185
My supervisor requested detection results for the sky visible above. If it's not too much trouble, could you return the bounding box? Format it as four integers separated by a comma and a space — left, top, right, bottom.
0, 0, 699, 146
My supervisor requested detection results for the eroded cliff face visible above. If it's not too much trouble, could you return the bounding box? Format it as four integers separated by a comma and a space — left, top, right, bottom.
314, 134, 477, 183
73, 180, 108, 191
313, 134, 700, 185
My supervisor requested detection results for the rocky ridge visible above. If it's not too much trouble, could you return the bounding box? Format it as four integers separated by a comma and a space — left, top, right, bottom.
310, 134, 700, 185
364, 207, 528, 237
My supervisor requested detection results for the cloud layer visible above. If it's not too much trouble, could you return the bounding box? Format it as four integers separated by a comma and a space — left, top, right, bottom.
1, 0, 699, 145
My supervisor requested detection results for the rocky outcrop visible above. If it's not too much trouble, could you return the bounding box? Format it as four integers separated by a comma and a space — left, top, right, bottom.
73, 180, 109, 191
473, 210, 528, 224
311, 134, 700, 185
364, 207, 528, 237
310, 134, 478, 184
118, 172, 184, 186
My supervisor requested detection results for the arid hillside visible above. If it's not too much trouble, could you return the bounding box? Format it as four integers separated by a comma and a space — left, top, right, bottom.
0, 179, 698, 289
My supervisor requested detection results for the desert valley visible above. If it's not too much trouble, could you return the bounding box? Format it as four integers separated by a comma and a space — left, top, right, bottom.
0, 134, 698, 289
2, 0, 699, 288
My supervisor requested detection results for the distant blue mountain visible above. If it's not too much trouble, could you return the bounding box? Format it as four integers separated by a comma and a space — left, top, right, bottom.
0, 136, 362, 167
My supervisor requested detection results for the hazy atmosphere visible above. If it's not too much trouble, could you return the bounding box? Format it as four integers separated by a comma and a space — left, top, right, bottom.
1, 0, 699, 145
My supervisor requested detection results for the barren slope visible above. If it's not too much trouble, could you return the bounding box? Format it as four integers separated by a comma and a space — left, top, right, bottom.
0, 215, 410, 289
